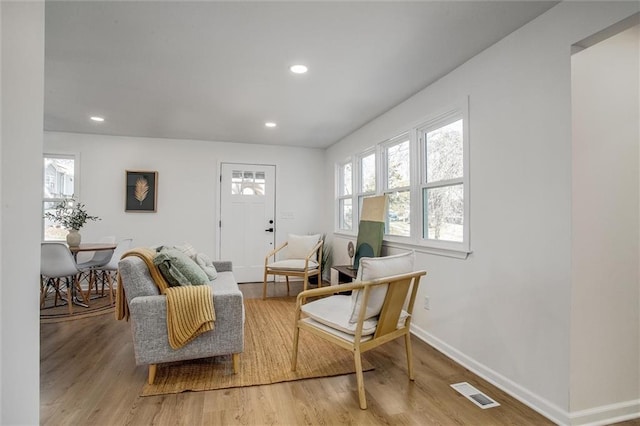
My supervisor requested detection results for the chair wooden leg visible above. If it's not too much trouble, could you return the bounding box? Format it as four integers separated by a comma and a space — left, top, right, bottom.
148, 364, 157, 384
232, 353, 240, 374
40, 275, 46, 308
104, 271, 114, 305
262, 270, 269, 300
285, 276, 290, 295
354, 349, 367, 409
291, 324, 300, 371
67, 278, 74, 315
404, 332, 415, 380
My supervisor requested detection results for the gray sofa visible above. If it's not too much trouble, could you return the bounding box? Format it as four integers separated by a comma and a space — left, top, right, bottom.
118, 257, 244, 384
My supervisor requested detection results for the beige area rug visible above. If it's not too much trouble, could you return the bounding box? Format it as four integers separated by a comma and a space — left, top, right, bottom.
141, 297, 374, 396
40, 289, 115, 323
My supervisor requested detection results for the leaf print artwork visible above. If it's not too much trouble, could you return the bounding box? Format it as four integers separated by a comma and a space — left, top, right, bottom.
135, 176, 149, 205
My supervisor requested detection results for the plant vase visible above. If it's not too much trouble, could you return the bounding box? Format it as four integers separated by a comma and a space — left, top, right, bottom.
66, 229, 81, 247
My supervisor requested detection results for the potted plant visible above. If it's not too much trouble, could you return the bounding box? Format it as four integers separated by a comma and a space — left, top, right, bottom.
44, 197, 100, 246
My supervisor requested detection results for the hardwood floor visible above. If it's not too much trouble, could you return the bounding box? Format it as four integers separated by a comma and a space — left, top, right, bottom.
40, 282, 636, 425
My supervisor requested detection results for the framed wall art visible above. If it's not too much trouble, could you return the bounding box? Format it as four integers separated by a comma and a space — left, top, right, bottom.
125, 170, 158, 212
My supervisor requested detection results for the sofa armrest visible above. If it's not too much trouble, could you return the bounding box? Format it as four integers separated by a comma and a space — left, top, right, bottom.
213, 260, 232, 272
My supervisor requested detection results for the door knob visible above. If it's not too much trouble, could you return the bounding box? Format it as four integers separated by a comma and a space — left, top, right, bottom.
265, 227, 274, 232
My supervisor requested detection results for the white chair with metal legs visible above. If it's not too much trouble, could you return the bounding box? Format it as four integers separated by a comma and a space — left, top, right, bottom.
40, 242, 88, 315
93, 238, 133, 304
76, 236, 116, 299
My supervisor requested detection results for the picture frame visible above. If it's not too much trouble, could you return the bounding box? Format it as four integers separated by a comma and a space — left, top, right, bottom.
125, 170, 158, 212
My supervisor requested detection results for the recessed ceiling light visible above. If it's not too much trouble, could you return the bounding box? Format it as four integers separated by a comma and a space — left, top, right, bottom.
90, 116, 105, 122
265, 122, 277, 128
289, 64, 308, 74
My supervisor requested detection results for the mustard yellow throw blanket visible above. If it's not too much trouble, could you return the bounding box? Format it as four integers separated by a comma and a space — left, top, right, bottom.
116, 247, 216, 349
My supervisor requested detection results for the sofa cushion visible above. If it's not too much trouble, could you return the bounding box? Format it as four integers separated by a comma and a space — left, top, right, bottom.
349, 251, 414, 323
286, 234, 320, 259
153, 247, 209, 286
195, 252, 218, 280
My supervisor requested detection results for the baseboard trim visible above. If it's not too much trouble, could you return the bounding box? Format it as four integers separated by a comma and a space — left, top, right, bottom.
410, 324, 570, 425
569, 399, 640, 426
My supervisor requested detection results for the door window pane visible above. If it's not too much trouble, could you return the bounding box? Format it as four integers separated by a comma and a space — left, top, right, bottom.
423, 184, 463, 242
426, 119, 463, 183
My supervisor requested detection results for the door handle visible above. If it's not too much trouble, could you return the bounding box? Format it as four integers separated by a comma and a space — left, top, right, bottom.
265, 228, 274, 232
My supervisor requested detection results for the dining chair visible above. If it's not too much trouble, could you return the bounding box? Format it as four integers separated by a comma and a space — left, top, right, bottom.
291, 252, 425, 409
76, 235, 115, 299
263, 234, 323, 299
40, 242, 89, 315
93, 238, 133, 304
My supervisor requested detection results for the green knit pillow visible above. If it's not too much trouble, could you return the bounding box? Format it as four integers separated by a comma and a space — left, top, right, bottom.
153, 247, 209, 286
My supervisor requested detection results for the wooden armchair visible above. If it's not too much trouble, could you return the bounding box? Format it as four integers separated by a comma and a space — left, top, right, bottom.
263, 234, 323, 299
291, 251, 425, 409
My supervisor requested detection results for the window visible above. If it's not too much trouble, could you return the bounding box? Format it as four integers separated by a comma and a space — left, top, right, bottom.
356, 150, 376, 220
231, 169, 265, 195
43, 154, 78, 240
337, 160, 353, 231
383, 135, 411, 237
420, 114, 467, 249
334, 98, 469, 257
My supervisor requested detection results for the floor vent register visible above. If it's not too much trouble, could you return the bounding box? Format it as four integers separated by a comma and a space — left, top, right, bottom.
450, 382, 501, 409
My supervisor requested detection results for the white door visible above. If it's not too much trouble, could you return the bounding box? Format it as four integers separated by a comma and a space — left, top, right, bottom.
219, 163, 276, 282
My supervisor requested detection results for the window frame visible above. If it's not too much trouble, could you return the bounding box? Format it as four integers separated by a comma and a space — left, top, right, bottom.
417, 106, 470, 254
381, 133, 412, 240
43, 152, 80, 241
336, 159, 354, 232
334, 98, 470, 258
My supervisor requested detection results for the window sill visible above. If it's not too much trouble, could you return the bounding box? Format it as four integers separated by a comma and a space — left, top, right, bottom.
383, 240, 471, 259
333, 232, 471, 259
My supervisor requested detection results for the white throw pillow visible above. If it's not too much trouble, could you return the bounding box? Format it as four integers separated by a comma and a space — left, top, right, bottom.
286, 234, 321, 259
349, 251, 415, 323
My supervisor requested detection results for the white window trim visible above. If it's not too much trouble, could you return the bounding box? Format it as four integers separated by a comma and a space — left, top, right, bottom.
335, 159, 355, 233
333, 97, 471, 259
417, 103, 470, 255
43, 152, 81, 241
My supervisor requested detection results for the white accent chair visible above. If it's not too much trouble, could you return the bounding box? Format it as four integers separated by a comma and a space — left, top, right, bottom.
92, 238, 133, 304
40, 242, 88, 314
76, 235, 116, 299
291, 251, 426, 409
263, 234, 323, 299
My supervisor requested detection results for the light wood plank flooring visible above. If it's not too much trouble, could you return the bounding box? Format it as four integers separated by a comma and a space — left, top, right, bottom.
41, 281, 638, 425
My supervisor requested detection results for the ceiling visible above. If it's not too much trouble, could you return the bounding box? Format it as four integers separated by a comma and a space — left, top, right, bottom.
44, 1, 558, 149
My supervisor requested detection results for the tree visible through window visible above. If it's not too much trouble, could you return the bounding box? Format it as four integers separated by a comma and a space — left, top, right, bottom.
384, 137, 410, 237
422, 119, 464, 242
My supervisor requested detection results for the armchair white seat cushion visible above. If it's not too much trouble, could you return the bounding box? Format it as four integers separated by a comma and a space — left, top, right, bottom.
301, 294, 410, 339
267, 259, 319, 271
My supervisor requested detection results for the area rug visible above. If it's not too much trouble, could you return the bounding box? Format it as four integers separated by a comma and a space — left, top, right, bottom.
141, 297, 374, 396
40, 291, 114, 323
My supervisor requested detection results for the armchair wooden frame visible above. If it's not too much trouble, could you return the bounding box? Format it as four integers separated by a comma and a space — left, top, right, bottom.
263, 239, 323, 299
291, 270, 426, 409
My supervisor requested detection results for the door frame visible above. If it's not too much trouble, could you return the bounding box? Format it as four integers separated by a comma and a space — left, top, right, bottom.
216, 161, 277, 263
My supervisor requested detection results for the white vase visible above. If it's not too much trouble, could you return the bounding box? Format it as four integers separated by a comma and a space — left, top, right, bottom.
66, 229, 81, 247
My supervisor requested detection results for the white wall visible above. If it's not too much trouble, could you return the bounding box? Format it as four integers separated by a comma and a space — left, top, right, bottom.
45, 132, 325, 258
325, 2, 639, 424
1, 1, 43, 424
571, 23, 640, 422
